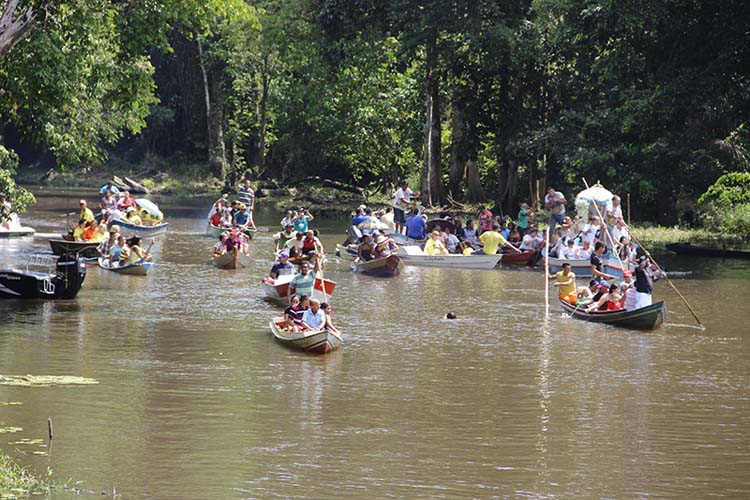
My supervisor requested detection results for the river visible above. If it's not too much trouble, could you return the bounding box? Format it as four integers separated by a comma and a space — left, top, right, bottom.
1, 189, 749, 499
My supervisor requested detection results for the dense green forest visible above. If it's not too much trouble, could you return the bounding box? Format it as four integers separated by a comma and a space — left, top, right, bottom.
1, 0, 749, 225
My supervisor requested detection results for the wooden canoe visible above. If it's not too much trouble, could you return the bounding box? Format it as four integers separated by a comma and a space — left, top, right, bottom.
211, 251, 251, 269
499, 249, 536, 266
666, 242, 750, 259
353, 254, 401, 277
269, 318, 342, 354
111, 219, 169, 235
396, 245, 501, 269
97, 257, 152, 276
261, 274, 336, 304
558, 298, 666, 330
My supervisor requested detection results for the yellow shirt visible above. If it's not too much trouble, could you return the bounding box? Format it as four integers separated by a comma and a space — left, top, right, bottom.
80, 207, 95, 222
73, 227, 85, 240
127, 214, 142, 226
424, 238, 445, 255
479, 231, 507, 255
462, 247, 473, 256
555, 270, 577, 296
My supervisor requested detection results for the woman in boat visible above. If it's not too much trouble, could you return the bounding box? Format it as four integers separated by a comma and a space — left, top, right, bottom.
125, 207, 142, 226
585, 283, 623, 312
214, 234, 227, 256
127, 236, 153, 264
283, 296, 301, 331
220, 208, 234, 228
424, 230, 448, 256
357, 234, 375, 262
462, 220, 479, 249
373, 235, 394, 258
320, 302, 339, 333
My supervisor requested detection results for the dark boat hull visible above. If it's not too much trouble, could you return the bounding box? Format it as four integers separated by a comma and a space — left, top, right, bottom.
0, 254, 86, 300
500, 250, 536, 266
559, 298, 666, 330
49, 239, 100, 259
354, 255, 401, 277
666, 242, 750, 259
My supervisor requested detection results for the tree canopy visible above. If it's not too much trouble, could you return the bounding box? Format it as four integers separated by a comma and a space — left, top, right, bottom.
1, 0, 749, 222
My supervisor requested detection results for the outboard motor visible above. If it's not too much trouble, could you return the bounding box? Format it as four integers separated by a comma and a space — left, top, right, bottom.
54, 253, 87, 299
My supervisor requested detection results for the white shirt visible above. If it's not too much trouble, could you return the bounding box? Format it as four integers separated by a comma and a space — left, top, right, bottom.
393, 187, 413, 209
520, 234, 541, 251
280, 216, 294, 228
560, 246, 577, 259
580, 223, 598, 247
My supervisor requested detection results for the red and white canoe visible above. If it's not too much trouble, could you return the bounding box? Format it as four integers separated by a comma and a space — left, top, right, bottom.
353, 254, 401, 277
269, 318, 342, 354
261, 274, 336, 304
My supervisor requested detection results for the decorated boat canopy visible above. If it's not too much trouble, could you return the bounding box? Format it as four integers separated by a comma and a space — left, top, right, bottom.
135, 198, 163, 218
575, 182, 613, 206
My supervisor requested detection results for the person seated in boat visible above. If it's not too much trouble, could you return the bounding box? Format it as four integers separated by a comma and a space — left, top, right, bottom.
287, 295, 310, 331
585, 283, 623, 312
461, 219, 479, 249
283, 231, 305, 261
307, 251, 325, 274
520, 227, 544, 252
127, 236, 153, 264
405, 208, 426, 240
548, 227, 564, 257
234, 203, 255, 230
579, 215, 599, 249
220, 207, 234, 228
320, 302, 339, 333
559, 238, 578, 259
81, 220, 99, 241
559, 216, 578, 243
283, 295, 301, 331
373, 234, 394, 258
433, 224, 450, 247
117, 191, 137, 212
99, 190, 117, 218
79, 199, 95, 223
301, 230, 318, 257
357, 207, 380, 230
591, 241, 616, 281
70, 219, 85, 241
357, 234, 375, 261
93, 221, 109, 243
548, 262, 577, 304
460, 241, 474, 255
379, 207, 395, 232
110, 234, 128, 266
508, 228, 521, 245
446, 231, 461, 253
301, 298, 326, 331
575, 239, 592, 259
124, 207, 142, 226
98, 230, 118, 257
280, 210, 295, 230
479, 223, 521, 255
214, 234, 227, 256
287, 262, 315, 305
577, 279, 609, 307
424, 230, 448, 255
209, 206, 223, 227
270, 252, 295, 279
293, 208, 314, 233
500, 220, 511, 240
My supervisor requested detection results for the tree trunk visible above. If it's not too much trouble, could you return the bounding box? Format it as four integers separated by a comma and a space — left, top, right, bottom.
449, 101, 465, 200
421, 38, 443, 207
495, 159, 519, 217
0, 0, 36, 59
197, 39, 227, 180
465, 159, 484, 202
253, 58, 270, 177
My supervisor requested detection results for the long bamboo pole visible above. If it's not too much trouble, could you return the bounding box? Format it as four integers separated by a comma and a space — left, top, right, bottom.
544, 225, 550, 318
627, 230, 703, 327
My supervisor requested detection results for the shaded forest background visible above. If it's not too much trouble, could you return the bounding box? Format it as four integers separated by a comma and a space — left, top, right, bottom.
1, 0, 750, 225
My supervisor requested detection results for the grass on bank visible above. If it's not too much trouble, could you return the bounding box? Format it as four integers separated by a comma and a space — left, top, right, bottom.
0, 451, 52, 498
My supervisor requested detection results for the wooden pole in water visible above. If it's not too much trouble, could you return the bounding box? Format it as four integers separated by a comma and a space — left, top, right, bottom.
47, 417, 53, 440
544, 225, 550, 318
627, 192, 631, 226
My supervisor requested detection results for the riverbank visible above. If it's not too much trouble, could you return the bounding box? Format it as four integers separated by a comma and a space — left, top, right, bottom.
0, 450, 51, 497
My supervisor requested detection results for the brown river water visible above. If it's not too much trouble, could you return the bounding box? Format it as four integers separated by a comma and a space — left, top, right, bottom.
1, 189, 750, 499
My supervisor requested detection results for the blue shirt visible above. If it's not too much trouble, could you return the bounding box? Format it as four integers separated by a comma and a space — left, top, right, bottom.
302, 308, 326, 330
294, 215, 310, 233
234, 210, 249, 226
405, 215, 426, 239
351, 214, 369, 226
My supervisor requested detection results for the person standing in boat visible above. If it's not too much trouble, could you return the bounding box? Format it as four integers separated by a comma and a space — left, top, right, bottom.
405, 208, 426, 240
237, 178, 255, 213
393, 180, 418, 235
591, 242, 616, 281
549, 262, 577, 304
633, 255, 654, 308
619, 270, 638, 310
79, 199, 95, 223
544, 186, 567, 235
605, 195, 623, 250
287, 262, 315, 305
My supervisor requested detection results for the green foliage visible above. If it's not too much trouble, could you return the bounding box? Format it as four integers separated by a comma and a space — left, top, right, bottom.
698, 172, 750, 206
0, 146, 35, 214
721, 204, 750, 237
0, 450, 53, 497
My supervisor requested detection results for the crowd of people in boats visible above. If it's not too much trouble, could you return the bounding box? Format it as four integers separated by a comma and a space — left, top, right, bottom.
281, 295, 338, 333
208, 178, 257, 231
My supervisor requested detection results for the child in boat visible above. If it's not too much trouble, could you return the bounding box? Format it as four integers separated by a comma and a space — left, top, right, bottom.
214, 234, 227, 256
283, 296, 300, 331
320, 302, 339, 333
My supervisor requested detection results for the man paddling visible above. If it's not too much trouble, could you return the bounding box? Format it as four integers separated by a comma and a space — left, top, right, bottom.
549, 262, 577, 304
